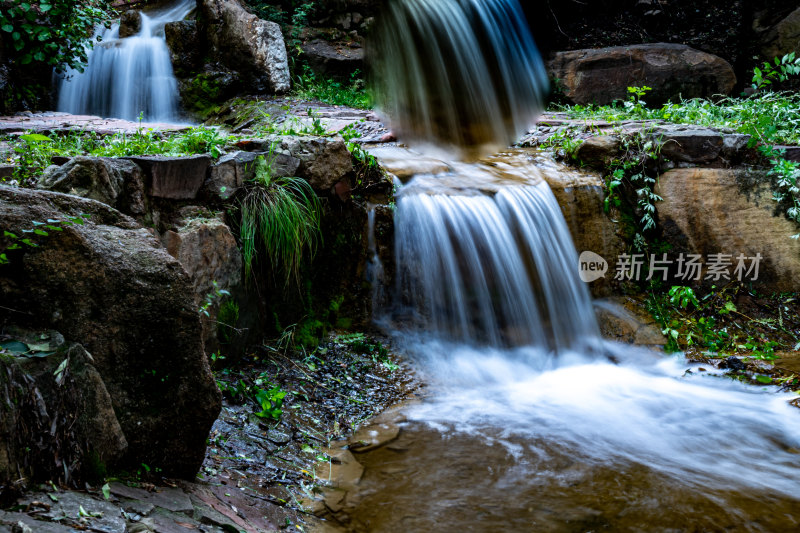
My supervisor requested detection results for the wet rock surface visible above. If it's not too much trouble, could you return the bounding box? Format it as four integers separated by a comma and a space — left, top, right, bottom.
0, 335, 418, 532
0, 187, 220, 480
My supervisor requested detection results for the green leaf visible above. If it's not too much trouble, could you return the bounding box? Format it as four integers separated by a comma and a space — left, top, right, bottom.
101, 483, 110, 500
755, 375, 772, 384
1, 24, 12, 32
0, 340, 29, 355
20, 133, 52, 143
33, 229, 48, 236
53, 358, 68, 377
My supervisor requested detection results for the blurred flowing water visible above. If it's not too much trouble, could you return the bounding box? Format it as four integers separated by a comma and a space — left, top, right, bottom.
355, 0, 800, 530
370, 0, 548, 152
57, 0, 194, 122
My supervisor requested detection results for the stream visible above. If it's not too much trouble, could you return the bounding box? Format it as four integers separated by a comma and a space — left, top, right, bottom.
324, 0, 800, 529
325, 145, 800, 531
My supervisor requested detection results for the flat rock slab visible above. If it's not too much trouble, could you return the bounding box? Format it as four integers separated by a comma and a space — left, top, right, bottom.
16, 492, 126, 533
109, 483, 194, 515
0, 112, 190, 134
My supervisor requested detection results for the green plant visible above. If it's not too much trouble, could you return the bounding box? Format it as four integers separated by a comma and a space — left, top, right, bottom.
1, 214, 91, 264
0, 0, 114, 72
11, 132, 53, 185
752, 52, 800, 91
341, 123, 384, 186
624, 86, 653, 117
293, 67, 371, 109
238, 152, 322, 285
199, 281, 231, 317
254, 383, 287, 420
538, 127, 584, 160
217, 299, 240, 344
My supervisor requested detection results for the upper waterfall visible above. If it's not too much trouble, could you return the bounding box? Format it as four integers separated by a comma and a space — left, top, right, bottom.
57, 0, 195, 123
370, 0, 549, 151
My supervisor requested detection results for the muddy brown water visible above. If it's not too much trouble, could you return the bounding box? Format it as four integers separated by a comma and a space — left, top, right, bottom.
329, 418, 800, 532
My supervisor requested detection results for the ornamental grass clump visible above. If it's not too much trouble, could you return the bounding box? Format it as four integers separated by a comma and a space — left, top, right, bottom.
239, 153, 322, 286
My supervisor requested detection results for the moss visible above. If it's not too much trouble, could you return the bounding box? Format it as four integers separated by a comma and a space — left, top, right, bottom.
181, 73, 229, 118
83, 450, 107, 483
218, 299, 240, 344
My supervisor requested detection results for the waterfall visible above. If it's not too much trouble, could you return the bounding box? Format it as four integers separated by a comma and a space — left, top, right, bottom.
57, 0, 194, 122
394, 176, 598, 350
359, 0, 800, 518
370, 0, 548, 150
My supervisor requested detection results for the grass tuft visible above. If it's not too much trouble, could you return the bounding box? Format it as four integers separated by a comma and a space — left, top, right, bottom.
239, 152, 322, 286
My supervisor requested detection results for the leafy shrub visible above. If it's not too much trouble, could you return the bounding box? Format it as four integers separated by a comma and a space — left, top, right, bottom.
0, 0, 114, 72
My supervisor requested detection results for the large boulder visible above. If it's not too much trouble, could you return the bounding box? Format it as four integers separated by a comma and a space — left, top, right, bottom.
758, 6, 800, 59
118, 10, 142, 38
236, 135, 353, 192
548, 43, 737, 106
162, 216, 243, 354
0, 340, 127, 492
655, 168, 800, 292
123, 154, 211, 200
37, 156, 146, 215
165, 20, 201, 78
199, 0, 291, 94
537, 157, 625, 297
300, 39, 365, 81
203, 150, 300, 200
0, 187, 221, 478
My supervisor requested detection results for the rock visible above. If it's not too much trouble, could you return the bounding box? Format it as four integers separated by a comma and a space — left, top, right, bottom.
368, 145, 451, 182
536, 156, 624, 296
349, 422, 400, 452
0, 187, 221, 478
164, 20, 201, 78
124, 154, 211, 200
655, 168, 800, 292
118, 10, 142, 38
244, 136, 353, 191
594, 298, 666, 346
203, 150, 300, 199
162, 217, 242, 354
574, 135, 621, 169
200, 0, 291, 94
719, 356, 747, 372
109, 482, 193, 514
300, 39, 365, 81
16, 491, 126, 533
548, 43, 737, 106
37, 156, 146, 215
316, 448, 364, 490
0, 511, 77, 532
650, 125, 725, 165
760, 6, 800, 59
0, 342, 127, 489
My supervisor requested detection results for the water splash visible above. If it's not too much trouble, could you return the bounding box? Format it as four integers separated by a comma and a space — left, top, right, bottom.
372, 148, 800, 514
370, 0, 548, 150
57, 0, 194, 122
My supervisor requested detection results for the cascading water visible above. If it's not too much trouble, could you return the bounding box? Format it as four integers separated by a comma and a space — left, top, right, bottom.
393, 157, 598, 350
57, 0, 194, 122
370, 0, 548, 150
347, 0, 800, 529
